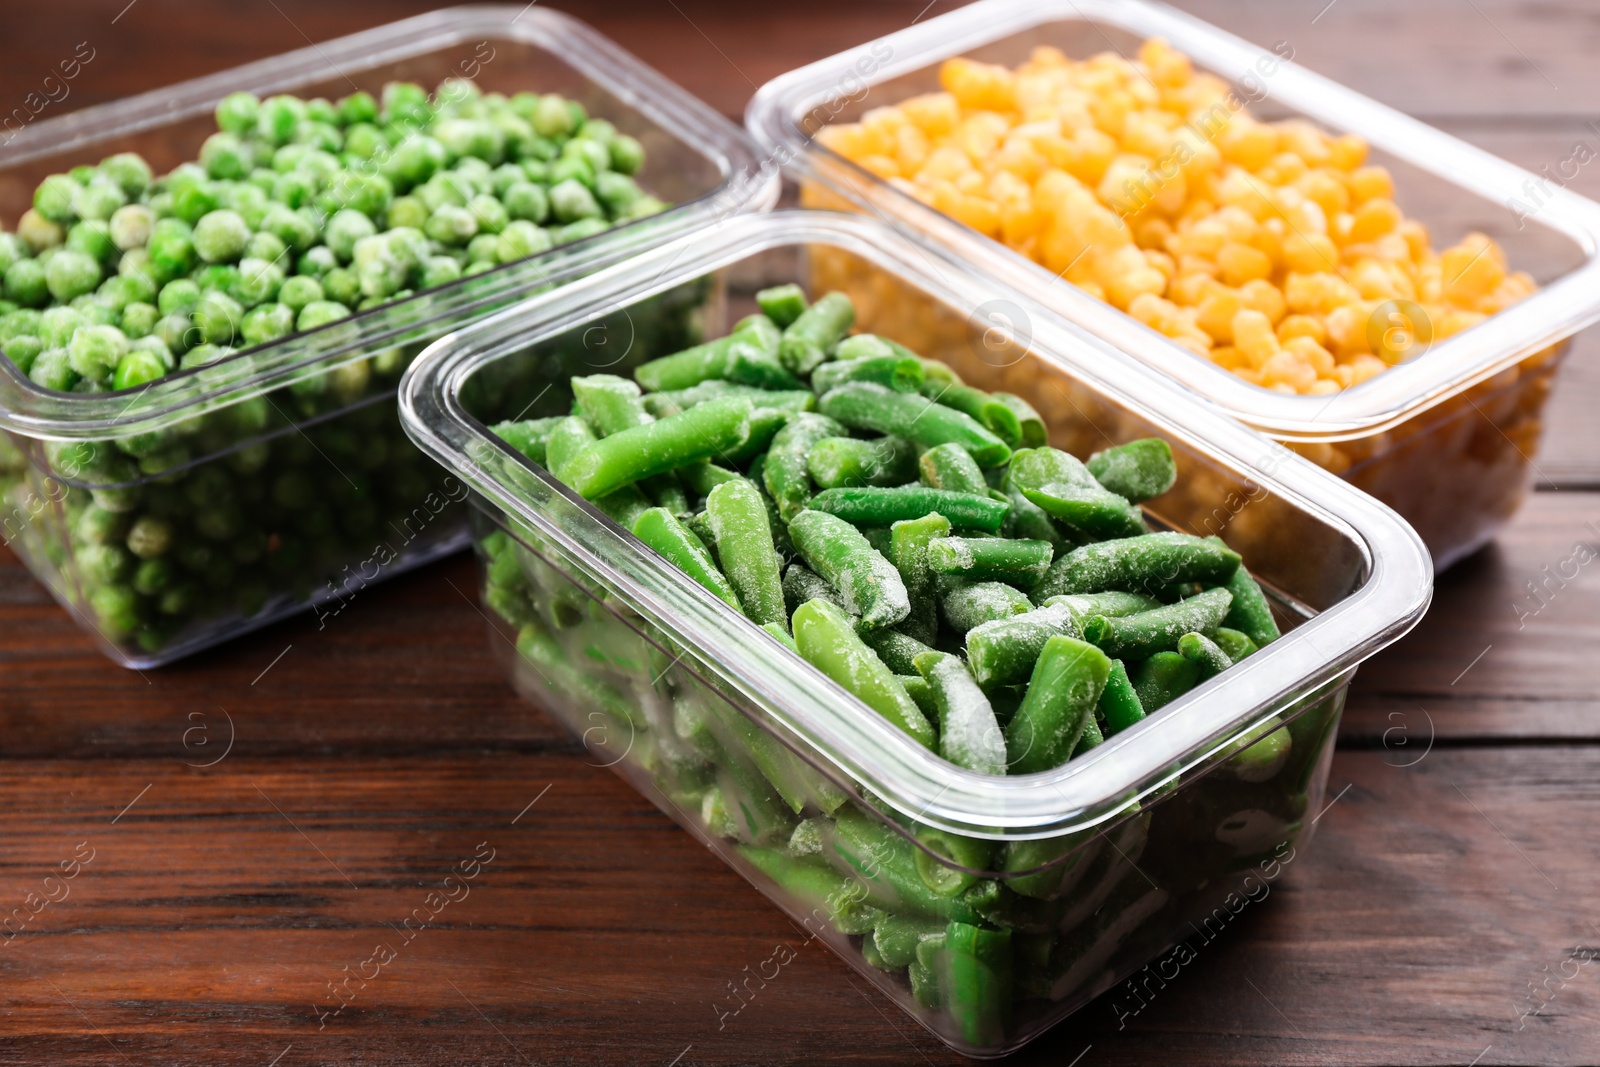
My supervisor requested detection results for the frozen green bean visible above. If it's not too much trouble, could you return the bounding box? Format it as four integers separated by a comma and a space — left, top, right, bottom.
807, 435, 917, 489
927, 536, 1053, 587
914, 651, 1006, 776
1178, 630, 1232, 678
860, 628, 936, 675
557, 396, 754, 500
789, 509, 910, 630
1131, 651, 1202, 711
1207, 536, 1282, 647
755, 283, 807, 328
888, 512, 950, 646
706, 478, 786, 628
1080, 587, 1233, 659
818, 382, 1011, 467
779, 291, 854, 375
1213, 626, 1259, 663
964, 600, 1076, 689
642, 381, 815, 418
1097, 659, 1145, 736
811, 352, 924, 395
1005, 635, 1110, 774
918, 442, 989, 495
632, 507, 741, 611
763, 412, 847, 521
1033, 532, 1240, 599
782, 562, 845, 618
938, 579, 1033, 637
806, 485, 1009, 534
791, 598, 933, 748
1086, 438, 1177, 502
920, 379, 1023, 448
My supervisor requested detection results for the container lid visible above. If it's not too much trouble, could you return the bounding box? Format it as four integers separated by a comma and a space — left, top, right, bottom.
746, 0, 1600, 441
401, 210, 1432, 839
0, 5, 776, 441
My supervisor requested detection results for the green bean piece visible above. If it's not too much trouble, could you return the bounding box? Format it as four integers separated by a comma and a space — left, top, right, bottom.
992, 392, 1046, 448
912, 826, 997, 900
1131, 651, 1202, 711
643, 381, 815, 418
1080, 587, 1233, 659
1071, 713, 1104, 758
762, 621, 798, 652
827, 807, 984, 923
1005, 635, 1111, 773
631, 507, 741, 611
910, 935, 945, 1009
918, 442, 989, 495
810, 353, 924, 395
779, 290, 854, 374
914, 651, 1006, 776
717, 699, 846, 816
833, 333, 895, 361
571, 373, 650, 435
1019, 480, 1147, 540
635, 314, 800, 392
591, 485, 654, 528
927, 536, 1053, 588
806, 435, 917, 489
861, 628, 936, 675
705, 478, 786, 628
1033, 532, 1241, 600
542, 414, 596, 480
782, 562, 846, 618
736, 846, 878, 934
1000, 479, 1065, 546
887, 512, 950, 645
805, 485, 1009, 534
789, 510, 910, 630
763, 412, 847, 521
557, 396, 754, 500
791, 599, 934, 748
819, 382, 1011, 467
1007, 446, 1098, 492
964, 600, 1075, 689
1178, 630, 1232, 678
1097, 659, 1145, 736
678, 461, 741, 499
1044, 590, 1163, 621
490, 415, 563, 466
941, 921, 1013, 1047
999, 827, 1102, 900
899, 675, 938, 720
721, 406, 790, 465
1087, 438, 1177, 502
755, 283, 807, 328
874, 912, 948, 969
1226, 716, 1293, 781
1213, 626, 1259, 663
938, 579, 1033, 637
921, 378, 1024, 448
1206, 537, 1282, 646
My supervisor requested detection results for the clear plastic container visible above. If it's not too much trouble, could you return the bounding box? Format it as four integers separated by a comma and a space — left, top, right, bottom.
746, 0, 1600, 569
0, 5, 775, 667
400, 210, 1431, 1057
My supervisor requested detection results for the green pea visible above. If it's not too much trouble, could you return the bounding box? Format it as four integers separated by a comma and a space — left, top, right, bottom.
99, 153, 152, 199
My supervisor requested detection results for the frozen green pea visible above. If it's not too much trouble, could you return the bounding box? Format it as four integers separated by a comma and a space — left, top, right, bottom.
296, 300, 350, 331
325, 209, 377, 261
44, 250, 101, 302
6, 259, 49, 307
240, 302, 295, 345
496, 219, 553, 263
34, 175, 79, 224
200, 132, 253, 180
276, 275, 322, 313
108, 204, 153, 251
215, 91, 260, 135
67, 324, 127, 381
111, 347, 167, 390
192, 291, 243, 344
192, 210, 251, 264
419, 255, 462, 289
549, 178, 602, 223
424, 204, 478, 246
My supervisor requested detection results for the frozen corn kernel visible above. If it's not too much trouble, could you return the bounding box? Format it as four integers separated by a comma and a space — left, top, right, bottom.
819, 36, 1536, 395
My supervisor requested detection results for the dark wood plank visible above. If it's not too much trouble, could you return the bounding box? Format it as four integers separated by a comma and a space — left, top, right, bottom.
1, 747, 1597, 1065
1347, 490, 1600, 742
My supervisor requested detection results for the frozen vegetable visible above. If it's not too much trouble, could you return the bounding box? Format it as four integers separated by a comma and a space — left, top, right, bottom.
491, 288, 1281, 774
816, 40, 1537, 395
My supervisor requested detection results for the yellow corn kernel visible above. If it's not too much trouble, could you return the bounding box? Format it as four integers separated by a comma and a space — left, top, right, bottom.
1284, 271, 1358, 314
1232, 308, 1280, 366
1196, 287, 1243, 343
1297, 169, 1351, 217
1397, 220, 1431, 262
1145, 249, 1177, 283
1346, 354, 1388, 384
1282, 335, 1336, 375
1435, 307, 1488, 339
1077, 279, 1107, 301
816, 124, 872, 158
1348, 165, 1395, 203
950, 194, 1002, 237
1128, 291, 1172, 327
1261, 350, 1317, 392
957, 113, 1009, 163
1133, 215, 1174, 250
1277, 314, 1327, 345
1350, 259, 1401, 301
1258, 152, 1310, 186
894, 124, 931, 172
1217, 121, 1278, 171
942, 57, 1018, 112
856, 154, 900, 180
1172, 334, 1212, 356
1210, 345, 1248, 370
1324, 303, 1373, 355
1441, 243, 1506, 303
1326, 133, 1368, 171
1307, 378, 1342, 395
1237, 278, 1287, 324
1349, 198, 1402, 243
954, 170, 985, 195
1169, 270, 1219, 305
1103, 266, 1168, 309
902, 92, 960, 138
1139, 37, 1193, 86
1277, 121, 1332, 167
1218, 242, 1273, 286
920, 145, 973, 183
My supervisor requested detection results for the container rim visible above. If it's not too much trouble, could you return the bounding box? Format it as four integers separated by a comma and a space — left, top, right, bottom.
399, 210, 1433, 839
745, 0, 1600, 441
0, 4, 776, 441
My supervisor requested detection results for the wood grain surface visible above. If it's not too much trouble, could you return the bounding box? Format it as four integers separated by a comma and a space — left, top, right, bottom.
3, 1, 1598, 1064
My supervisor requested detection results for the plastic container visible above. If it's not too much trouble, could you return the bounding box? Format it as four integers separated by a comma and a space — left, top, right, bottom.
400, 210, 1431, 1056
0, 5, 775, 667
746, 0, 1600, 569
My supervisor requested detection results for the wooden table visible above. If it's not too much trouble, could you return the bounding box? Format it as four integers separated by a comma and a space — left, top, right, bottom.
4, 2, 1598, 1063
